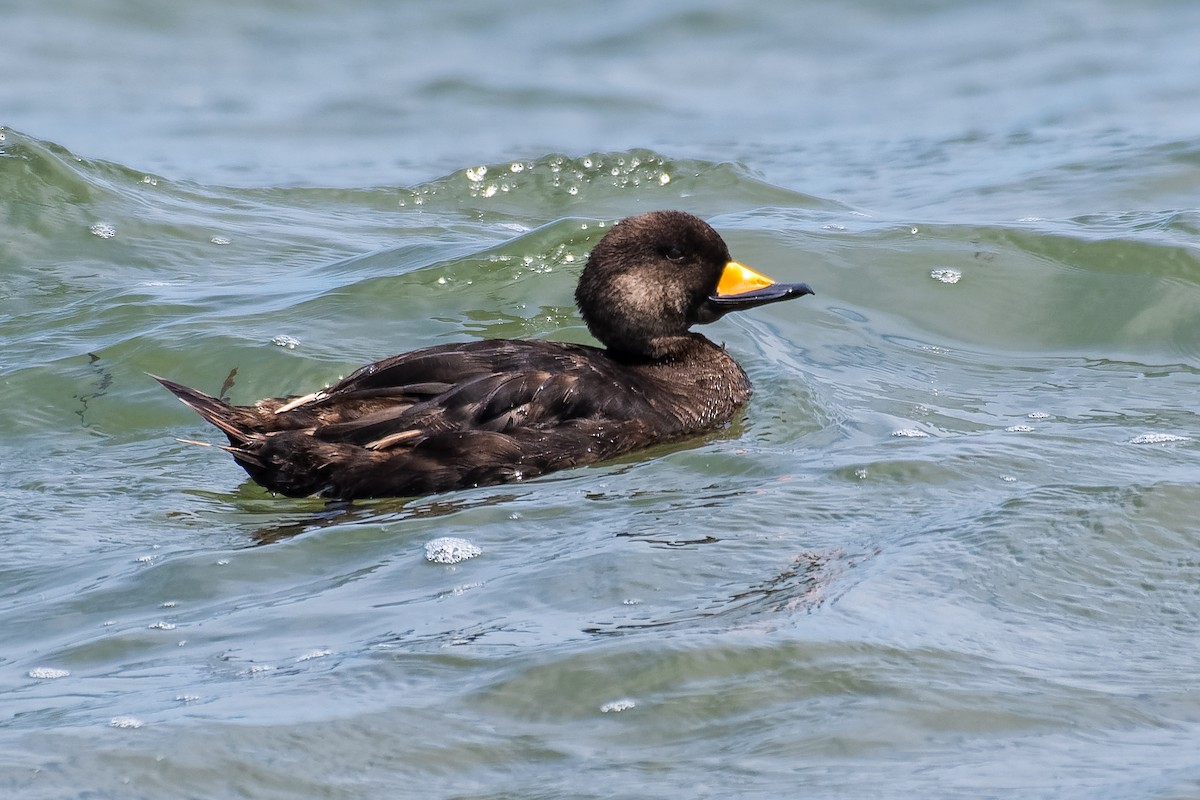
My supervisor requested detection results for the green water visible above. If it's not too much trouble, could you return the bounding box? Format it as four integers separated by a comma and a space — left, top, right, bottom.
4, 1, 1200, 797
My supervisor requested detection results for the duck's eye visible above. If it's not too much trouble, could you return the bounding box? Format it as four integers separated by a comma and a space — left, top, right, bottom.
662, 245, 685, 262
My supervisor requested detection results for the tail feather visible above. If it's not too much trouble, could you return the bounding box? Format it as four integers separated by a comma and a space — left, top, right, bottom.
149, 373, 253, 443
220, 443, 266, 469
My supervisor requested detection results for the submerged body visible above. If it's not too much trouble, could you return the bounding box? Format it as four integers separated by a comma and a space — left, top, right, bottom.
155, 211, 812, 500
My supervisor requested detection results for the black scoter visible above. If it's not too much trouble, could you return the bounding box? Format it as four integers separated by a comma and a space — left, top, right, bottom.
153, 210, 813, 500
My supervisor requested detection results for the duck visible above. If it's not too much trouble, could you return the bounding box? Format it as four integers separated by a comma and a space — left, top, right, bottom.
153, 210, 813, 500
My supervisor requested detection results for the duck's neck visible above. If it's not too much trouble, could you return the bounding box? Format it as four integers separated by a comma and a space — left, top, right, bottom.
616, 334, 753, 432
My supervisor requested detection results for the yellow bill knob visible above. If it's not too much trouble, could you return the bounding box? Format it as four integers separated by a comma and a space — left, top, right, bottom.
716, 261, 776, 297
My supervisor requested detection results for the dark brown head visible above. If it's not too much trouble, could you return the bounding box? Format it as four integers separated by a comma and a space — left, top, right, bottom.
574, 210, 812, 359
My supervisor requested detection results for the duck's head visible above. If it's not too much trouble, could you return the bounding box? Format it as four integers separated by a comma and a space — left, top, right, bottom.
575, 210, 813, 359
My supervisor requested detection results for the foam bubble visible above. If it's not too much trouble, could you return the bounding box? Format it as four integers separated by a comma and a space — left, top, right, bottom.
1130, 433, 1190, 444
600, 698, 636, 713
110, 716, 144, 729
930, 268, 962, 284
425, 537, 482, 564
891, 428, 928, 438
28, 667, 70, 679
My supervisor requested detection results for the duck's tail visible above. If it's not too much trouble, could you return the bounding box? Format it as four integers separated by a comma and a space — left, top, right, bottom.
149, 373, 255, 445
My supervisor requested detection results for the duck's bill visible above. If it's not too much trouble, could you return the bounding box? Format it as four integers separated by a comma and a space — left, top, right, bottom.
707, 260, 813, 313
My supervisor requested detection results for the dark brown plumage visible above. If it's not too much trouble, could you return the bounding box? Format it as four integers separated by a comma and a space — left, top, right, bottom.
153, 210, 812, 500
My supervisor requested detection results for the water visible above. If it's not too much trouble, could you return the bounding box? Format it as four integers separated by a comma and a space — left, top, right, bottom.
3, 1, 1200, 797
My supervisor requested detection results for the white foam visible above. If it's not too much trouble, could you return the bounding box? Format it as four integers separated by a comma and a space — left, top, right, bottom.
28, 667, 70, 680
425, 537, 482, 564
600, 698, 636, 713
109, 716, 144, 729
1130, 433, 1190, 444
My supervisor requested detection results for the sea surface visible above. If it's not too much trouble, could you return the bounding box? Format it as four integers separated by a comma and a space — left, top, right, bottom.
3, 1, 1200, 798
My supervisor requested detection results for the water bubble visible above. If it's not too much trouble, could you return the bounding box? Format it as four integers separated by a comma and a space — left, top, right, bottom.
90, 222, 116, 239
210, 235, 231, 246
509, 162, 524, 173
110, 716, 144, 729
1130, 433, 1190, 444
659, 173, 671, 185
28, 667, 70, 679
1005, 424, 1033, 433
567, 186, 579, 196
271, 335, 300, 350
1028, 412, 1051, 420
930, 268, 961, 284
425, 536, 482, 564
148, 621, 176, 631
890, 428, 928, 438
140, 175, 158, 186
583, 157, 593, 168
465, 166, 487, 181
600, 699, 636, 713
482, 184, 498, 198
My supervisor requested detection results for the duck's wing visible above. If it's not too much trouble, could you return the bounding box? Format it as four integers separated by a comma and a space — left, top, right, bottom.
158, 339, 670, 500
244, 415, 646, 500
297, 339, 654, 448
228, 341, 668, 499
